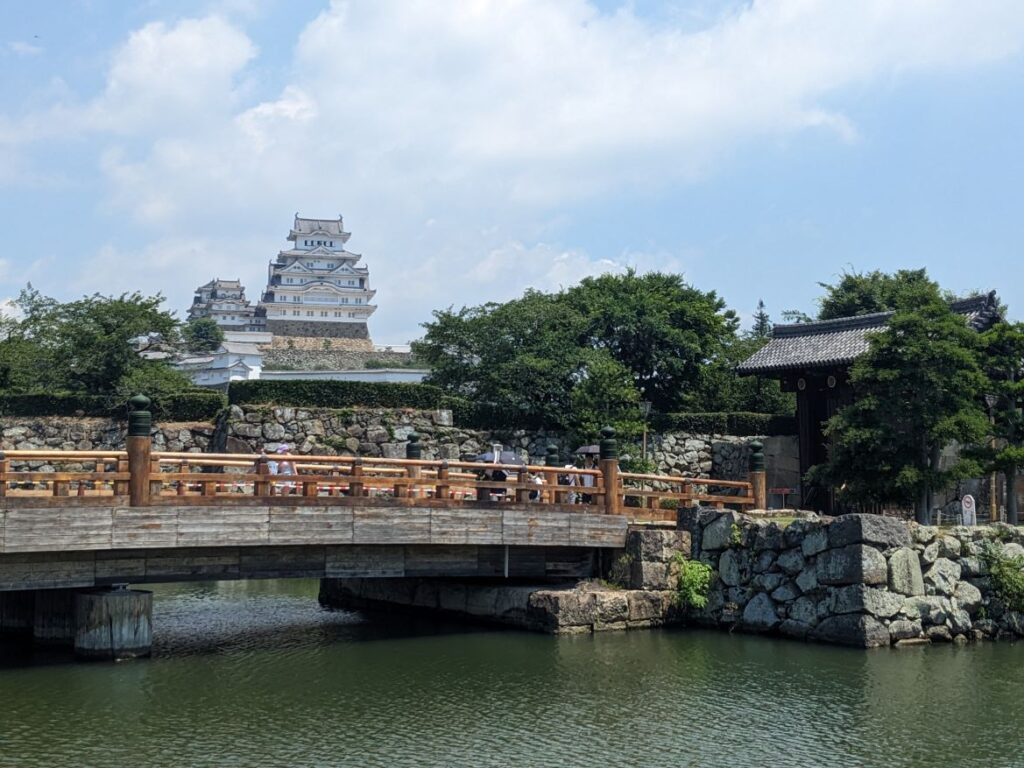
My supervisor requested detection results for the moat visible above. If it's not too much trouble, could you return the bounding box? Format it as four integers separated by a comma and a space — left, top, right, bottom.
2, 579, 1023, 768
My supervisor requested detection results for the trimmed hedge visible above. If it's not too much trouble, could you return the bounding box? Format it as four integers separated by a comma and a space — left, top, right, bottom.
229, 380, 450, 410
652, 411, 796, 436
0, 391, 226, 422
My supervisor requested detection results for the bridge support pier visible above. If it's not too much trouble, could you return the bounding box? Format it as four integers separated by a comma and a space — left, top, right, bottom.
74, 587, 153, 661
0, 590, 35, 638
33, 588, 80, 646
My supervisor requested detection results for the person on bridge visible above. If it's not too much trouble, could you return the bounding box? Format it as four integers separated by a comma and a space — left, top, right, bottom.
268, 445, 296, 493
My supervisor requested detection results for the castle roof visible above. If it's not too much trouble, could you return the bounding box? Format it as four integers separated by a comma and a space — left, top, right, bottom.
289, 214, 349, 239
737, 292, 1001, 375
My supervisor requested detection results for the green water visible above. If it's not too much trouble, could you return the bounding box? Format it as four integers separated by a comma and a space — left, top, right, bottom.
2, 580, 1023, 768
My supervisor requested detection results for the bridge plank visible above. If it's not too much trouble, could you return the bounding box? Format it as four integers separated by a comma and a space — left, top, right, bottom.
2, 507, 113, 552
502, 509, 571, 547
175, 506, 270, 547
353, 508, 431, 544
429, 508, 503, 545
112, 508, 178, 548
0, 552, 96, 590
325, 545, 405, 577
144, 548, 241, 580
268, 506, 354, 545
404, 545, 479, 577
569, 513, 628, 547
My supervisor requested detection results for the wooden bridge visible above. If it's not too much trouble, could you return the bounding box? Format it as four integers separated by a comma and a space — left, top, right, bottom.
0, 398, 766, 658
0, 399, 764, 590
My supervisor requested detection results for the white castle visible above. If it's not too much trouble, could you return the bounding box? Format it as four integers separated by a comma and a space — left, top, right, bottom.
257, 214, 376, 340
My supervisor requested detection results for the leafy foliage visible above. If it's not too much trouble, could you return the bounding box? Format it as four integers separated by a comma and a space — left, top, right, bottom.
982, 542, 1024, 613
810, 278, 989, 521
0, 391, 224, 421
816, 268, 937, 320
651, 412, 795, 436
674, 556, 712, 610
182, 317, 224, 352
974, 321, 1024, 523
748, 299, 772, 339
229, 379, 453, 410
413, 270, 778, 438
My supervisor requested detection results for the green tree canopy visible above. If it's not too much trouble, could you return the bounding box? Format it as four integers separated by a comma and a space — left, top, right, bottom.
810, 280, 989, 522
0, 285, 189, 401
816, 268, 935, 320
413, 270, 787, 439
976, 321, 1024, 523
562, 270, 737, 412
182, 317, 225, 352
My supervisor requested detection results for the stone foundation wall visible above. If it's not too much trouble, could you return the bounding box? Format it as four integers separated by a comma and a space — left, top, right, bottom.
266, 319, 369, 339
0, 417, 215, 459
682, 508, 1024, 647
222, 404, 796, 484
262, 348, 415, 371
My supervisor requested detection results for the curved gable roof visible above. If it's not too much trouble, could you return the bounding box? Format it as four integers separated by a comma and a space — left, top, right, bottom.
737, 292, 1001, 375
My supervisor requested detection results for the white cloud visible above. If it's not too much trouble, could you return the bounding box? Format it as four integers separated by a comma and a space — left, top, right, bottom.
9, 41, 43, 56
8, 2, 1024, 340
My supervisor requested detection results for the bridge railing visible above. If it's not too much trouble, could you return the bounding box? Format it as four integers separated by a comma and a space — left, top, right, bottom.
0, 450, 130, 498
0, 398, 769, 514
145, 452, 608, 508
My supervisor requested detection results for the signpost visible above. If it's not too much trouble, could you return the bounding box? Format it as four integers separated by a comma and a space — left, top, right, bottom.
962, 494, 976, 526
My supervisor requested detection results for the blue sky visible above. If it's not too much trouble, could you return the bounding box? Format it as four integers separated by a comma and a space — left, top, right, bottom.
2, 1, 1023, 343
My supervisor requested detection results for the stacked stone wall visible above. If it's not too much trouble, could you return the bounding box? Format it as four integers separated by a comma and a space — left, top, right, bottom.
682, 509, 1024, 647
221, 404, 794, 484
0, 417, 215, 458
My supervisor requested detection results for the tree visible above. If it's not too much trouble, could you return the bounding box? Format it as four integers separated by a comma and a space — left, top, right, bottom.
817, 268, 935, 320
0, 285, 182, 399
562, 270, 737, 412
413, 271, 742, 432
748, 299, 772, 340
976, 322, 1024, 524
182, 317, 224, 352
811, 281, 989, 523
412, 290, 588, 429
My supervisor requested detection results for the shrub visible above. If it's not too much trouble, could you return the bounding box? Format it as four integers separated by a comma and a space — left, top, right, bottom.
674, 556, 712, 610
0, 391, 225, 422
982, 542, 1024, 613
652, 411, 796, 436
229, 380, 450, 410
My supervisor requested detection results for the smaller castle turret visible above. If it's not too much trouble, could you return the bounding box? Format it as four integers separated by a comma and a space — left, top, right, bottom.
188, 279, 258, 331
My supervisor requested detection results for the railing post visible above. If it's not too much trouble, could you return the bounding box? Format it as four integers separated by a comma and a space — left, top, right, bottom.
749, 440, 767, 510
0, 452, 7, 497
436, 460, 450, 500
349, 457, 364, 498
254, 455, 270, 497
599, 426, 620, 516
404, 432, 421, 499
544, 444, 560, 504
127, 394, 152, 507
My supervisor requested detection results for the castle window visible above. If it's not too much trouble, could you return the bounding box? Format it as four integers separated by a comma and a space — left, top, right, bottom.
292, 310, 299, 316
348, 312, 356, 318
320, 311, 327, 317
306, 311, 313, 317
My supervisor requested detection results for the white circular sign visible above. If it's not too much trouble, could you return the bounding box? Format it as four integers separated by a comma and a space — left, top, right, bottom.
962, 495, 976, 525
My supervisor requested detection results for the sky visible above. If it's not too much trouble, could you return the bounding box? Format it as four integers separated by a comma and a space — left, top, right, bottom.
2, 0, 1024, 344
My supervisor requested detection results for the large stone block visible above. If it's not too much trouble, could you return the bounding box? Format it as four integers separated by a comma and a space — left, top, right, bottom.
827, 585, 903, 618
719, 549, 751, 587
827, 514, 912, 549
815, 544, 887, 586
740, 593, 780, 632
800, 525, 830, 557
701, 513, 740, 551
924, 558, 961, 596
887, 547, 925, 596
777, 548, 806, 576
811, 614, 890, 648
627, 591, 670, 622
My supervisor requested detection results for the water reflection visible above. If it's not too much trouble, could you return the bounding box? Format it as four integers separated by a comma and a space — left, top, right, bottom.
2, 579, 1023, 768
